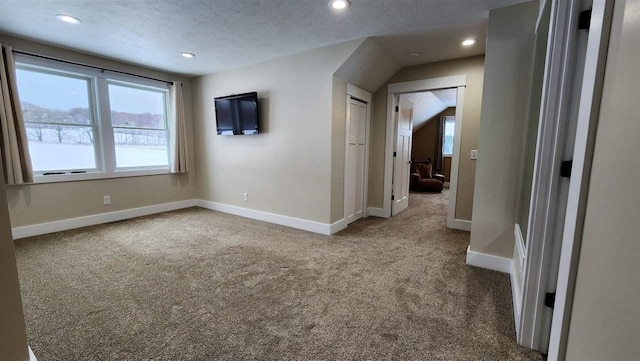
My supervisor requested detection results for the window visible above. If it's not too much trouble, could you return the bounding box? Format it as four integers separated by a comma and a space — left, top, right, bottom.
15, 55, 170, 182
108, 83, 168, 168
443, 117, 455, 156
17, 68, 98, 172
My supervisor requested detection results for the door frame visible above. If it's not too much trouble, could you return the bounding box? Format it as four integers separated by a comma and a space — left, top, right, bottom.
517, 0, 584, 350
383, 75, 467, 230
546, 0, 613, 359
518, 0, 614, 358
344, 84, 372, 225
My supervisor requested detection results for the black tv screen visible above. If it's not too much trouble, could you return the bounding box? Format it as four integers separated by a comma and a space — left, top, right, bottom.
214, 92, 259, 135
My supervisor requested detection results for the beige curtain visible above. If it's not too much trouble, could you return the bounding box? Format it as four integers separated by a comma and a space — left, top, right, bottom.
0, 45, 32, 185
169, 81, 188, 173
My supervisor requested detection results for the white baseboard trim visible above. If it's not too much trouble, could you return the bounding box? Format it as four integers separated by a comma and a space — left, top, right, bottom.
196, 200, 333, 235
465, 245, 512, 273
11, 199, 198, 239
330, 218, 348, 235
29, 346, 37, 361
450, 218, 472, 231
366, 207, 387, 218
511, 260, 522, 337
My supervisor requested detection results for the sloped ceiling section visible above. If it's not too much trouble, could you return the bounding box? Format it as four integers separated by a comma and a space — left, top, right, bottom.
0, 0, 528, 76
404, 88, 457, 132
334, 38, 401, 93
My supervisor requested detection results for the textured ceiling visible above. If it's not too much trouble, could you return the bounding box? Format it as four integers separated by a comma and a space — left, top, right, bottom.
402, 89, 457, 132
0, 0, 529, 76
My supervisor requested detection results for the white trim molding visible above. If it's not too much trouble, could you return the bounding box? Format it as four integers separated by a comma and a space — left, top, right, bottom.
511, 261, 522, 336
347, 83, 372, 103
387, 75, 466, 94
446, 87, 466, 230
330, 219, 348, 235
450, 219, 472, 232
466, 245, 512, 273
196, 200, 335, 235
366, 207, 387, 218
11, 199, 198, 239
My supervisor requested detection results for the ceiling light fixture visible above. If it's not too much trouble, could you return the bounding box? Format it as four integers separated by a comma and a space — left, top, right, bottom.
329, 0, 351, 10
181, 52, 196, 59
55, 14, 82, 24
462, 38, 477, 47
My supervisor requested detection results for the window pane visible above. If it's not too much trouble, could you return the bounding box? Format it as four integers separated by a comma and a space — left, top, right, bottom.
16, 68, 92, 125
26, 125, 96, 171
443, 119, 455, 155
108, 83, 166, 129
114, 128, 168, 168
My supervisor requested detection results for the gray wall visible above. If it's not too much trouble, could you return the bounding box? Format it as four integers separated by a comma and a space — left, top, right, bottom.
564, 0, 640, 359
0, 167, 29, 361
193, 40, 361, 224
0, 33, 197, 228
469, 1, 538, 258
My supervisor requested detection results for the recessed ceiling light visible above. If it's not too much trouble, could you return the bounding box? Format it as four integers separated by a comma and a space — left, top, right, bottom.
409, 51, 422, 57
181, 52, 195, 59
329, 0, 351, 10
55, 14, 82, 24
462, 39, 477, 47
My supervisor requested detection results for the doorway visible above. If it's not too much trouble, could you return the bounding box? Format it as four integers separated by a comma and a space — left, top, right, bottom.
383, 75, 467, 230
391, 89, 458, 216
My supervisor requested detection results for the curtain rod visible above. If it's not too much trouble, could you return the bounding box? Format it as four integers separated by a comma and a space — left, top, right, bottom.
12, 50, 176, 86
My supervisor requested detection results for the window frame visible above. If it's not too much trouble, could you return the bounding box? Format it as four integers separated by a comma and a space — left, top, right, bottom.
14, 54, 171, 184
442, 116, 455, 157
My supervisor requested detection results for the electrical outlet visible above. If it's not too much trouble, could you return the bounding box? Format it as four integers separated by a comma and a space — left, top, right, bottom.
103, 195, 111, 205
243, 193, 248, 201
470, 150, 478, 160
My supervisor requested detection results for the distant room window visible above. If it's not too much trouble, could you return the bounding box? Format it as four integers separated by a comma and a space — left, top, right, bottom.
443, 117, 455, 156
15, 56, 170, 181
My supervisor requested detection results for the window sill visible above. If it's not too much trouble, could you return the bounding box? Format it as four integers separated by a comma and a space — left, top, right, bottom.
29, 168, 171, 185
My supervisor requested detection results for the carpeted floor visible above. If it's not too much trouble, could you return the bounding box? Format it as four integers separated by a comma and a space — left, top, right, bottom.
15, 191, 542, 360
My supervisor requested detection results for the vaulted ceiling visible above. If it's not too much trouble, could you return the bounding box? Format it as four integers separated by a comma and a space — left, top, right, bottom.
402, 89, 458, 132
0, 0, 529, 76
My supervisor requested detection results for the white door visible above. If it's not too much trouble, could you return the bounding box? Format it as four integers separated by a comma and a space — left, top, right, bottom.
392, 96, 413, 216
345, 98, 367, 224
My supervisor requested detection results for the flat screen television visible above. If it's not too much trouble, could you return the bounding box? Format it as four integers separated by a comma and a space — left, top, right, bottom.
214, 92, 259, 135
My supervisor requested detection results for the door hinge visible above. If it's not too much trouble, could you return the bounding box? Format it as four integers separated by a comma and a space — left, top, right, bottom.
395, 105, 399, 112
393, 151, 397, 157
544, 292, 556, 308
578, 9, 592, 30
560, 160, 573, 178
391, 195, 395, 201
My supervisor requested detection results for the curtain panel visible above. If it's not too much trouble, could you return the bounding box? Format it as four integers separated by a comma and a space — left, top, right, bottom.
434, 116, 444, 171
169, 81, 188, 174
0, 45, 33, 185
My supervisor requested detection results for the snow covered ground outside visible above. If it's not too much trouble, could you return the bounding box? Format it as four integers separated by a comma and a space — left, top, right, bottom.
28, 142, 168, 171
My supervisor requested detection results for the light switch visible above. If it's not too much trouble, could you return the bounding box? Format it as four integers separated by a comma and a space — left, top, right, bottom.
470, 150, 478, 160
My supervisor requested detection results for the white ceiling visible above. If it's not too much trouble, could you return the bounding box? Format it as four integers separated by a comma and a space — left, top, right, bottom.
402, 89, 457, 132
0, 0, 529, 76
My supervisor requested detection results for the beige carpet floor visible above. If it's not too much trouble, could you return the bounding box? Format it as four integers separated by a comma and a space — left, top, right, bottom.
15, 191, 542, 360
